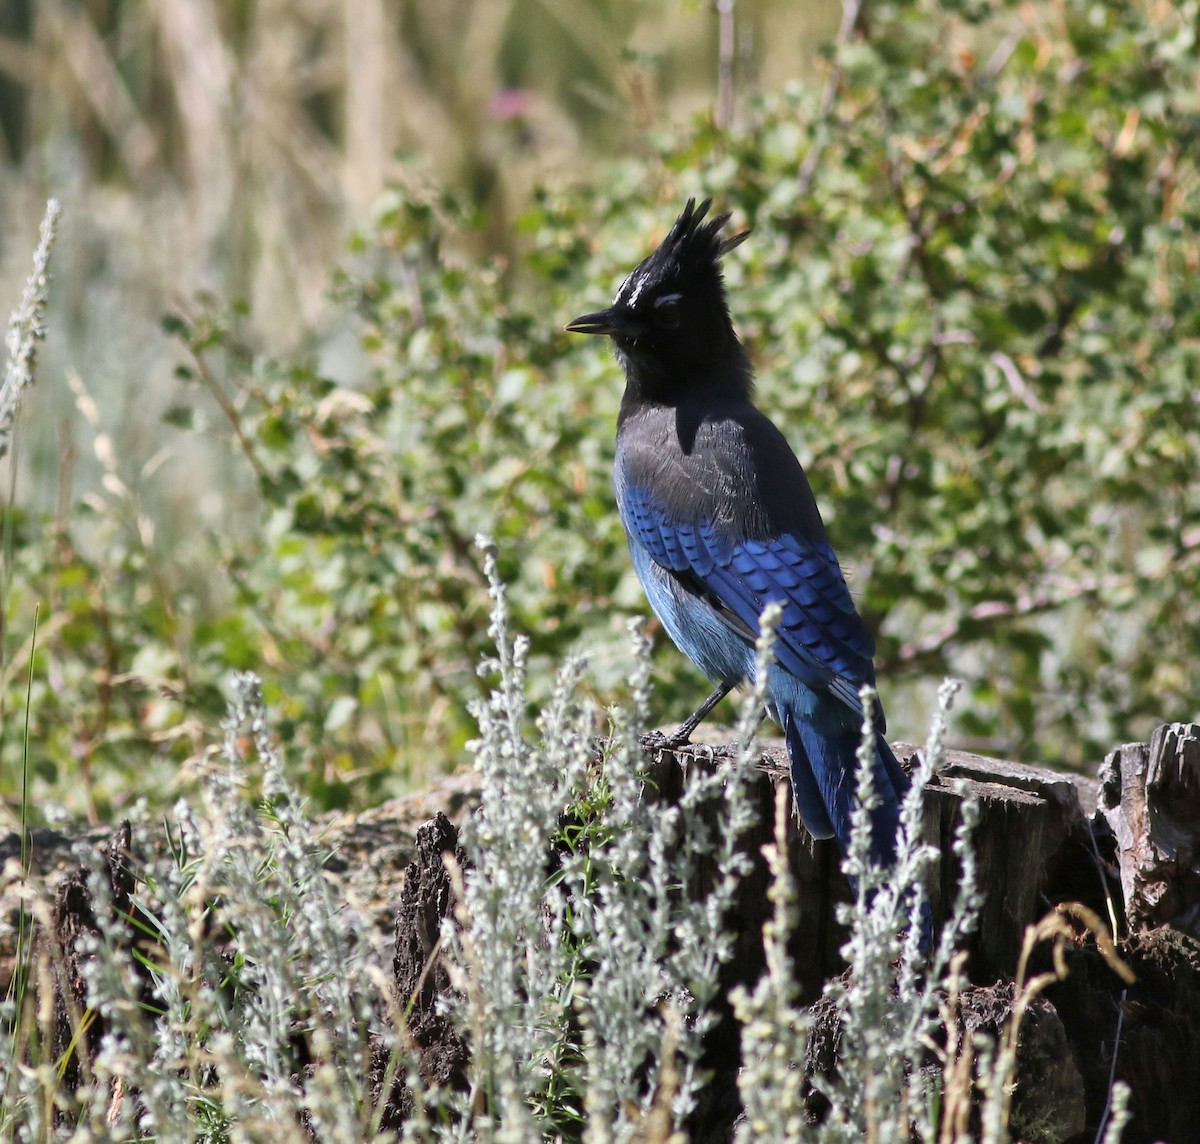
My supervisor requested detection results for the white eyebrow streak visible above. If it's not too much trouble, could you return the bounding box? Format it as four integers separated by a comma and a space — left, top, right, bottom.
624, 271, 650, 309
654, 292, 681, 307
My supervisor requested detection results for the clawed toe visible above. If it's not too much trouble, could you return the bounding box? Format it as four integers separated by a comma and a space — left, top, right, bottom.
639, 728, 693, 752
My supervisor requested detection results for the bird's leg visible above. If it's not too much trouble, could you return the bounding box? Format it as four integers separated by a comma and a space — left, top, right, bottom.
640, 681, 735, 751
672, 681, 735, 741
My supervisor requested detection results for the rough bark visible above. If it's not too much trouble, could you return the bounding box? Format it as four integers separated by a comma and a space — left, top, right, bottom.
45, 821, 154, 1126
1099, 722, 1200, 938
372, 811, 472, 1130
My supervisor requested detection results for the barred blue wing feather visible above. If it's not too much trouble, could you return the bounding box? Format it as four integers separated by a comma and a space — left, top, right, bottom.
619, 482, 878, 719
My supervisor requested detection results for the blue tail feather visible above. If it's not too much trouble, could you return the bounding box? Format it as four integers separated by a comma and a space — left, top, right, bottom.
782, 709, 836, 840
775, 687, 907, 869
778, 690, 932, 953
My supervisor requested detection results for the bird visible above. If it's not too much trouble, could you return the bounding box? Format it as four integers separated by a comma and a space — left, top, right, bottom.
566, 198, 911, 872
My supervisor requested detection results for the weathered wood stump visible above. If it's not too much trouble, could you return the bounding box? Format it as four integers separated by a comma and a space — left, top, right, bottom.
1100, 722, 1200, 938
637, 736, 1113, 1142
5, 724, 1199, 1141
642, 735, 1106, 999
379, 726, 1198, 1142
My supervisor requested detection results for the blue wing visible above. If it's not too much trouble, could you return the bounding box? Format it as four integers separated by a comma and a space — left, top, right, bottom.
620, 483, 879, 720
621, 481, 913, 859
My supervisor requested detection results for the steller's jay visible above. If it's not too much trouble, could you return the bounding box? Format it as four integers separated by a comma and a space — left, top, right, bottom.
566, 198, 910, 871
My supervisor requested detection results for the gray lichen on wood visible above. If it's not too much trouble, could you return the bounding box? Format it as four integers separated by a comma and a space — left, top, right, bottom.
1100, 721, 1200, 938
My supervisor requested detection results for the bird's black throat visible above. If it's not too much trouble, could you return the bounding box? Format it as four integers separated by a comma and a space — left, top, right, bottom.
615, 338, 754, 428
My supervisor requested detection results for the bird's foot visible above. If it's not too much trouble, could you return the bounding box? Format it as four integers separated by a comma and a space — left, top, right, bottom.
638, 683, 737, 754
638, 726, 695, 752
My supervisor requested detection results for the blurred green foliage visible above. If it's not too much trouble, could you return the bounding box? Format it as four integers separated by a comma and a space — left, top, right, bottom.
3, 0, 1199, 817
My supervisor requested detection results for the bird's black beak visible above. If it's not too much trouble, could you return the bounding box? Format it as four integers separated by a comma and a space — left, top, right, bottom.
565, 309, 618, 336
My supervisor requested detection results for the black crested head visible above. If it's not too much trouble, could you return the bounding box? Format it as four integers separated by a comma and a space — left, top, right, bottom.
611, 197, 748, 315
567, 198, 752, 405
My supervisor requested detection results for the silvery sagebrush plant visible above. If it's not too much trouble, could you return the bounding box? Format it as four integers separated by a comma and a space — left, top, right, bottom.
436, 534, 593, 1140
789, 676, 1129, 1144
731, 677, 981, 1144
438, 537, 767, 1142
566, 598, 772, 1143
563, 606, 771, 1142
0, 672, 399, 1144
0, 195, 62, 1141
188, 672, 387, 1142
811, 678, 982, 1143
0, 545, 1132, 1143
1, 198, 60, 456
729, 780, 809, 1143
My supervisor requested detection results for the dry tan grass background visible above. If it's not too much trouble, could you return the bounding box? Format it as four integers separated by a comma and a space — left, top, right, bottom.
0, 1, 839, 814
0, 1, 836, 488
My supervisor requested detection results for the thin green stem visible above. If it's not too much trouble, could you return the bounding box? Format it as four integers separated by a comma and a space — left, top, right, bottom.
11, 603, 38, 1019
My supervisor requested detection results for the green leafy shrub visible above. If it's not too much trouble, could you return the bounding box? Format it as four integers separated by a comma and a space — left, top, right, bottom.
0, 558, 1129, 1141
4, 0, 1200, 817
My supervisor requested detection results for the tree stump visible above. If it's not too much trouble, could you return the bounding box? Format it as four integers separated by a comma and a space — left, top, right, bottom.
596, 728, 1200, 1141
646, 736, 1107, 997
6, 725, 1200, 1141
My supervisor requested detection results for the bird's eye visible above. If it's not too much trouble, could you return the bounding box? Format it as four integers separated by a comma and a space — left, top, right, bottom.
653, 293, 682, 328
